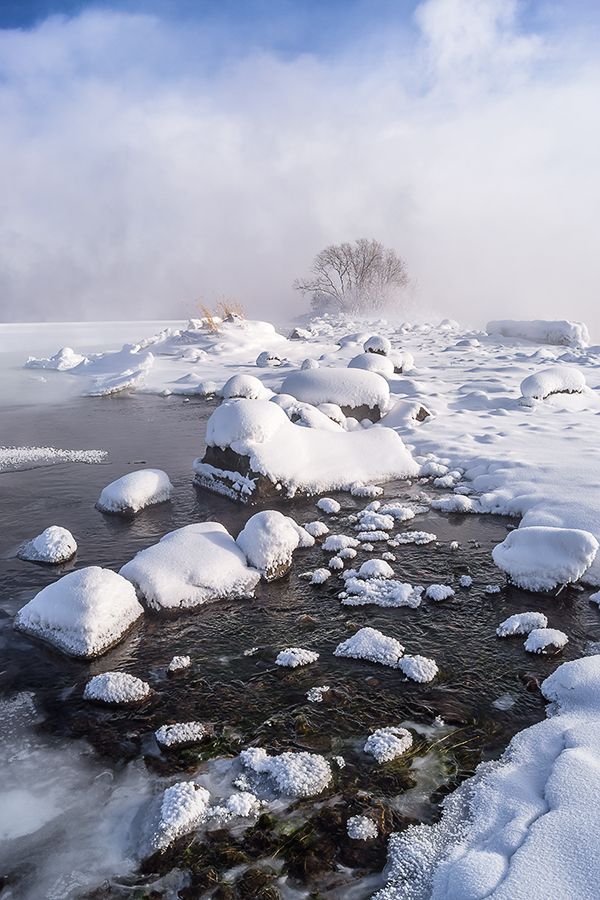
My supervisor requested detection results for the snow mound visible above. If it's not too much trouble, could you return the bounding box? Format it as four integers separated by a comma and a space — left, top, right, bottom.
256, 350, 283, 367
97, 469, 173, 515
236, 510, 313, 580
356, 511, 395, 532
150, 782, 210, 852
323, 534, 359, 553
17, 525, 77, 564
86, 367, 148, 396
206, 398, 287, 448
310, 568, 331, 584
486, 318, 590, 348
430, 495, 475, 513
317, 497, 341, 514
341, 577, 423, 609
14, 566, 144, 658
155, 722, 208, 748
119, 523, 260, 611
304, 520, 330, 538
84, 671, 150, 704
358, 559, 395, 579
0, 446, 107, 472
497, 612, 548, 637
281, 367, 390, 411
492, 525, 598, 592
520, 366, 586, 401
168, 655, 191, 673
356, 530, 390, 542
25, 346, 87, 370
524, 627, 568, 654
307, 685, 330, 702
348, 352, 395, 378
392, 531, 437, 545
364, 726, 413, 763
425, 584, 455, 602
380, 503, 416, 522
364, 335, 392, 355
347, 815, 379, 840
398, 654, 439, 682
459, 575, 473, 588
334, 627, 404, 667
240, 748, 332, 797
221, 373, 271, 400
275, 647, 320, 668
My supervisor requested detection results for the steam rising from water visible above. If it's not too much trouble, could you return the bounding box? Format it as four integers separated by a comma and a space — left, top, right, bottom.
1, 0, 599, 335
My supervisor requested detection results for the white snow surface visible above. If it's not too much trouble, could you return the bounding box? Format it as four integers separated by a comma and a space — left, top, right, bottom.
398, 654, 439, 683
358, 559, 395, 579
303, 520, 330, 538
425, 584, 455, 602
25, 346, 87, 370
364, 727, 413, 763
524, 628, 569, 654
275, 647, 320, 668
486, 318, 590, 348
492, 526, 598, 592
221, 373, 272, 400
347, 815, 379, 840
236, 510, 313, 578
240, 748, 332, 798
119, 523, 260, 611
317, 497, 341, 514
497, 612, 548, 637
83, 672, 150, 704
155, 722, 208, 748
97, 469, 173, 514
348, 352, 395, 378
375, 655, 600, 900
520, 365, 586, 401
14, 566, 144, 658
150, 782, 210, 852
334, 627, 404, 667
340, 577, 423, 609
17, 525, 77, 564
0, 445, 107, 471
281, 367, 390, 410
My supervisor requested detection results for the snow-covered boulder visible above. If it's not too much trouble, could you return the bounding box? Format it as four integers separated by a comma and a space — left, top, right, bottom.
358, 559, 394, 580
380, 399, 431, 428
425, 584, 455, 602
348, 352, 395, 379
398, 654, 439, 682
323, 534, 359, 552
310, 568, 331, 584
524, 627, 568, 654
486, 318, 590, 348
364, 726, 413, 763
496, 612, 548, 637
148, 782, 210, 853
240, 748, 332, 797
236, 510, 314, 580
84, 671, 151, 704
155, 722, 208, 749
14, 566, 144, 658
221, 373, 272, 400
119, 523, 260, 611
317, 497, 340, 514
97, 469, 173, 515
364, 335, 392, 355
341, 576, 422, 609
281, 367, 390, 419
256, 350, 283, 367
492, 526, 598, 592
17, 525, 77, 564
275, 647, 320, 667
167, 655, 191, 674
304, 520, 329, 538
334, 627, 404, 667
520, 366, 586, 402
347, 815, 379, 840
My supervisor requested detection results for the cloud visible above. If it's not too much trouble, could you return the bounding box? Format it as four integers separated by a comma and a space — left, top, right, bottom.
1, 0, 600, 335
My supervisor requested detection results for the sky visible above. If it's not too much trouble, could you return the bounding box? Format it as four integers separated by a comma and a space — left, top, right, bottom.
1, 0, 600, 332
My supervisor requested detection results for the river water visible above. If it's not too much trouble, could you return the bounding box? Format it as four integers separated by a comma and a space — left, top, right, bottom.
1, 391, 599, 900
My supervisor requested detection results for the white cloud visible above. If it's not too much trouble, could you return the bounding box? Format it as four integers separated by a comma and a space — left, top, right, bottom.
0, 1, 599, 336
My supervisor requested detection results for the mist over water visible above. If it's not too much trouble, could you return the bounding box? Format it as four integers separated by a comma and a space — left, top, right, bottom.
1, 0, 600, 336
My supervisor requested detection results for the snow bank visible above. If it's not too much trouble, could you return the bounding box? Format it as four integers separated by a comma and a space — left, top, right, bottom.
334, 627, 404, 667
96, 469, 173, 515
486, 319, 590, 348
275, 647, 320, 668
149, 782, 210, 852
17, 525, 77, 564
492, 526, 598, 591
14, 566, 144, 658
155, 722, 208, 748
520, 366, 586, 401
86, 367, 148, 396
347, 816, 379, 840
281, 367, 390, 411
25, 346, 87, 370
240, 748, 332, 797
236, 510, 313, 580
376, 655, 600, 900
119, 523, 260, 611
364, 726, 413, 763
497, 612, 548, 637
84, 671, 150, 704
524, 627, 568, 654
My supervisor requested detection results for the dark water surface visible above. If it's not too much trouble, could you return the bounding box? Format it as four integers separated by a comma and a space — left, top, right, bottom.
2, 394, 600, 899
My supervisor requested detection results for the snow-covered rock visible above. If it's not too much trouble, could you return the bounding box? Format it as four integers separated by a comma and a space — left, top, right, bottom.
17, 525, 77, 564
347, 815, 379, 840
392, 531, 437, 545
496, 612, 548, 637
364, 335, 392, 355
303, 520, 330, 538
221, 373, 271, 400
119, 523, 260, 611
486, 318, 590, 348
236, 510, 313, 580
167, 655, 191, 674
340, 577, 423, 609
398, 654, 439, 682
275, 647, 320, 668
358, 559, 395, 580
524, 627, 568, 654
25, 346, 87, 370
459, 575, 473, 588
281, 367, 390, 414
310, 568, 331, 584
379, 502, 416, 523
334, 627, 404, 667
425, 584, 455, 602
356, 511, 395, 532
520, 366, 586, 402
492, 525, 598, 592
364, 726, 413, 763
256, 350, 284, 367
240, 748, 332, 797
155, 722, 208, 748
84, 671, 151, 705
348, 352, 395, 379
323, 534, 359, 552
149, 782, 210, 852
14, 566, 144, 658
96, 469, 173, 515
306, 685, 330, 702
317, 497, 341, 514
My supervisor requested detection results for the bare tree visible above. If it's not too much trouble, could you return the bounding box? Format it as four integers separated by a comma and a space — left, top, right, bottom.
293, 238, 409, 314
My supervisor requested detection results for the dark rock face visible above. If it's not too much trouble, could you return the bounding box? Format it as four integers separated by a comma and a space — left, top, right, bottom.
340, 403, 382, 422
194, 445, 282, 505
